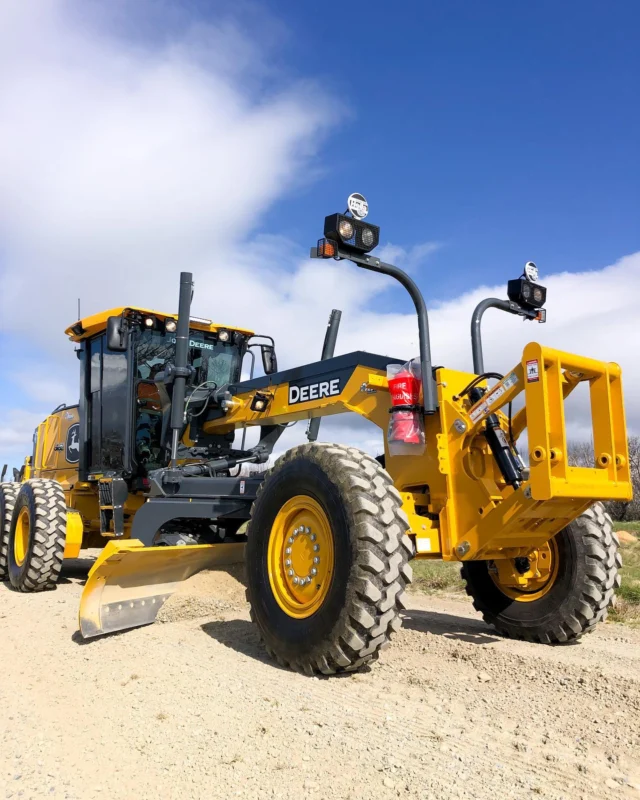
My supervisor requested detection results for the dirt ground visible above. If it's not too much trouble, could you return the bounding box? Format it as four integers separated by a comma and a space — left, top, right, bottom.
1, 559, 639, 800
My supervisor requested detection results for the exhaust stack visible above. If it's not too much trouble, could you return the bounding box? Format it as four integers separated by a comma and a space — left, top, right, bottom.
169, 272, 194, 467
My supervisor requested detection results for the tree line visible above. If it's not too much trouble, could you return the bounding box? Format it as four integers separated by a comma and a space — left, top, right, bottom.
568, 435, 640, 521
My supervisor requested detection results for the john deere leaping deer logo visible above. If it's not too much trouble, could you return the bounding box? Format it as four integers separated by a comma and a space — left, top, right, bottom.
66, 423, 80, 464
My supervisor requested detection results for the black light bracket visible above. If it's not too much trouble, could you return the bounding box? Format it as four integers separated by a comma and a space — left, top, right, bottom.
311, 245, 438, 415
470, 298, 546, 375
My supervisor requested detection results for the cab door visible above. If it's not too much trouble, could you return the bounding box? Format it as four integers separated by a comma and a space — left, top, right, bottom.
84, 333, 133, 476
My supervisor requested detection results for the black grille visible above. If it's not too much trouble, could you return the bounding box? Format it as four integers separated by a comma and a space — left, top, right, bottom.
99, 480, 112, 507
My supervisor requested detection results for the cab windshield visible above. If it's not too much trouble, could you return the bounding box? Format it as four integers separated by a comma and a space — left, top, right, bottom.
133, 328, 241, 472
135, 328, 240, 388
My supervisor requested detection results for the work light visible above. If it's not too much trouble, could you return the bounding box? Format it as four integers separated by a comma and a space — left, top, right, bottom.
250, 392, 270, 412
324, 213, 380, 254
217, 329, 230, 342
143, 316, 155, 328
507, 277, 547, 310
164, 318, 177, 333
338, 219, 354, 240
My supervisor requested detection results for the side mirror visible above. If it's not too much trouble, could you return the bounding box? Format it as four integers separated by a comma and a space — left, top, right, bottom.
106, 316, 128, 352
261, 344, 278, 375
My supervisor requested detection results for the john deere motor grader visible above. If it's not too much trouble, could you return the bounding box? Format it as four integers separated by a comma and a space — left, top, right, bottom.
0, 198, 631, 674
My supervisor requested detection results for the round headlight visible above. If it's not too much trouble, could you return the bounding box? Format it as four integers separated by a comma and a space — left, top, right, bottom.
521, 283, 532, 300
533, 287, 544, 304
361, 228, 375, 248
217, 330, 230, 342
165, 319, 177, 333
338, 219, 354, 240
143, 316, 155, 328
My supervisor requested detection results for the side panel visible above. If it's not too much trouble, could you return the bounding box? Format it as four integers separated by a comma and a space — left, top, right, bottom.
33, 406, 80, 483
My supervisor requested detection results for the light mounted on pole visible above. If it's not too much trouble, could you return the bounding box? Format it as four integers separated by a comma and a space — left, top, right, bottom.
310, 194, 438, 415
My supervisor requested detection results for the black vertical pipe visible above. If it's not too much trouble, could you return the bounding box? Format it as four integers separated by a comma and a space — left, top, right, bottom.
357, 260, 437, 414
169, 272, 194, 466
307, 309, 342, 442
470, 298, 513, 375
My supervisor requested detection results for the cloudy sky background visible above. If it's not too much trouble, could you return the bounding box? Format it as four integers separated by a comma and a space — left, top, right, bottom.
0, 0, 638, 468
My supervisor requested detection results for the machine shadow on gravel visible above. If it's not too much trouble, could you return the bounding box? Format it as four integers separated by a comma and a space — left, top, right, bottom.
402, 608, 501, 645
201, 619, 288, 670
200, 619, 367, 678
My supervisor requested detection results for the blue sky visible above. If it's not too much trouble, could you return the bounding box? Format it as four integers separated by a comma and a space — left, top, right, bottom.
267, 0, 640, 297
0, 0, 638, 467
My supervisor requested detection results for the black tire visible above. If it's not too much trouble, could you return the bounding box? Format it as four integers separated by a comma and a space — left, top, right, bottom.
461, 503, 621, 643
246, 443, 414, 675
7, 479, 66, 592
0, 483, 19, 579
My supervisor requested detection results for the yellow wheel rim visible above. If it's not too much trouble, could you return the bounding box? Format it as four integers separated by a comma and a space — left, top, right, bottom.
268, 495, 335, 619
490, 538, 560, 603
14, 507, 30, 567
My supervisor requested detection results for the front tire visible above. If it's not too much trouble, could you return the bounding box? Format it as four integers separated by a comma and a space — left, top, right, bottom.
246, 443, 414, 674
461, 503, 621, 643
7, 479, 66, 592
0, 483, 19, 579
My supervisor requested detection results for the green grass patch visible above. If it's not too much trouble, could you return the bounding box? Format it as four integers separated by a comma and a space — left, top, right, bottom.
611, 535, 640, 625
410, 559, 464, 593
613, 519, 640, 534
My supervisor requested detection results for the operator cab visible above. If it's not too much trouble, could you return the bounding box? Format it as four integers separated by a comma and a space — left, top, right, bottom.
65, 307, 253, 480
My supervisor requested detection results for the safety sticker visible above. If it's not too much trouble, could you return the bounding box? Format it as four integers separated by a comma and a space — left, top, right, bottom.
483, 371, 518, 410
485, 383, 506, 408
469, 402, 488, 423
526, 359, 540, 383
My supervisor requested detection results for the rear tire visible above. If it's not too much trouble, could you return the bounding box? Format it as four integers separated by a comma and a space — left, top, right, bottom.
246, 443, 414, 674
0, 483, 19, 579
461, 503, 621, 643
7, 479, 66, 592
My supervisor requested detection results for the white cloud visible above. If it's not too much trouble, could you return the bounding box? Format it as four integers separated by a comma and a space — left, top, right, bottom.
0, 0, 336, 350
0, 410, 42, 453
377, 241, 443, 273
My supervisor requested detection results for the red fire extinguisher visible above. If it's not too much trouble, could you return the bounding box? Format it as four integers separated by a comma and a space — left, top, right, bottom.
387, 360, 425, 455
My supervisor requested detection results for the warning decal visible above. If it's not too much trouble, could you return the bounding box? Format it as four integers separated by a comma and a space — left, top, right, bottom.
469, 402, 488, 423
526, 360, 540, 383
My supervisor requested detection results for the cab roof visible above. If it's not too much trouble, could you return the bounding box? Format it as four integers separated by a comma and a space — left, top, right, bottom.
65, 307, 254, 343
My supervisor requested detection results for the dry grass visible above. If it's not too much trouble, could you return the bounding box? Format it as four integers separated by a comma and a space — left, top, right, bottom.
410, 559, 464, 593
610, 521, 640, 626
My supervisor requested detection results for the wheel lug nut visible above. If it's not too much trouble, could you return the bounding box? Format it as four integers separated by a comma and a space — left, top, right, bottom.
305, 527, 311, 534
310, 533, 317, 542
313, 557, 320, 564
288, 569, 294, 577
288, 537, 294, 544
285, 547, 292, 555
310, 567, 317, 576
313, 544, 320, 552
293, 577, 299, 585
285, 559, 291, 566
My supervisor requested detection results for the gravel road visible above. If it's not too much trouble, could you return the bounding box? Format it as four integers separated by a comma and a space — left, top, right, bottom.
1, 559, 639, 800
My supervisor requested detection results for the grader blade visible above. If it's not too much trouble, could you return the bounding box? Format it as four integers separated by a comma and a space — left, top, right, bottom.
79, 540, 245, 638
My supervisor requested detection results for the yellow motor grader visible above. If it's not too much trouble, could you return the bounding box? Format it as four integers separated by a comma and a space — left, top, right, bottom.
0, 198, 631, 674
